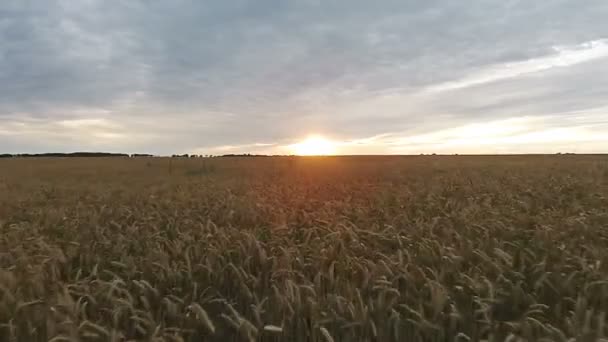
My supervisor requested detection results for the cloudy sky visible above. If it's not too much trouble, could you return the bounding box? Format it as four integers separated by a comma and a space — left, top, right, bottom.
1, 0, 607, 155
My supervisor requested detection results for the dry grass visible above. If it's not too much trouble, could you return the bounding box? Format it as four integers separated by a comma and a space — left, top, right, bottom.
1, 155, 607, 341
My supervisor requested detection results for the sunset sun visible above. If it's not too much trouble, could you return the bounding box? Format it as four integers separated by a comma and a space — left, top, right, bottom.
290, 135, 338, 156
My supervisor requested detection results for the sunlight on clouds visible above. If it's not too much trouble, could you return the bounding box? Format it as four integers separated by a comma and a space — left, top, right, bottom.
191, 114, 607, 156
91, 132, 126, 139
281, 134, 393, 156
288, 135, 338, 156
387, 116, 608, 154
334, 133, 396, 155
0, 116, 128, 148
427, 39, 608, 92
191, 143, 276, 155
387, 117, 543, 146
56, 118, 126, 141
261, 115, 608, 156
58, 118, 121, 130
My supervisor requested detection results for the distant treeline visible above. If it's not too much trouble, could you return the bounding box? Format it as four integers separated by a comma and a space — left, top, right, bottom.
0, 153, 268, 158
171, 154, 271, 158
219, 154, 270, 157
0, 152, 155, 158
1, 152, 587, 159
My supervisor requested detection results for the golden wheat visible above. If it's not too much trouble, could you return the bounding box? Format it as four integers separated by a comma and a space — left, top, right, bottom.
0, 155, 607, 341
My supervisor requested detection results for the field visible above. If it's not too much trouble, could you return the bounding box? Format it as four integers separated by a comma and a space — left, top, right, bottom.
1, 155, 607, 341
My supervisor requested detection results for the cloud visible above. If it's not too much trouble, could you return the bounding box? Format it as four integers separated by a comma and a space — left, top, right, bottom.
1, 0, 607, 153
0, 115, 132, 153
427, 39, 608, 92
332, 115, 608, 155
57, 118, 121, 130
191, 142, 276, 155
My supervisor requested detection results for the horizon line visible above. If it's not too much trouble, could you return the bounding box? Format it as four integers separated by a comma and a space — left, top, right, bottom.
1, 152, 606, 158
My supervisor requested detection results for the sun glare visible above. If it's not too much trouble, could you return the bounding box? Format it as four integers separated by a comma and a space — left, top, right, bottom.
290, 135, 337, 156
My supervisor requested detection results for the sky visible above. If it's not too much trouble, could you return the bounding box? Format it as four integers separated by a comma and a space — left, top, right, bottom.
1, 0, 607, 155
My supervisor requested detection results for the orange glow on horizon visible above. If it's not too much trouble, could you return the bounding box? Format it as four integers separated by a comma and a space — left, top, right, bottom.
290, 135, 338, 156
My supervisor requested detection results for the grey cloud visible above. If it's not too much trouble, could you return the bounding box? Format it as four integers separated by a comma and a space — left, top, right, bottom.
1, 0, 607, 153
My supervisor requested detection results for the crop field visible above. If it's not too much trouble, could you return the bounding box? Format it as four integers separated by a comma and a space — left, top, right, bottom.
1, 155, 607, 341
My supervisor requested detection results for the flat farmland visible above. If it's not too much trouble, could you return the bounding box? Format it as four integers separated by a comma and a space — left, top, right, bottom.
1, 155, 607, 341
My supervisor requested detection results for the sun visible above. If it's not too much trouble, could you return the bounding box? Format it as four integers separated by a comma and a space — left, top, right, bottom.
290, 135, 338, 156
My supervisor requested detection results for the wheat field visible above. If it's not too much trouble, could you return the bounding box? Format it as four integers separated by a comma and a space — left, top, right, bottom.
1, 155, 607, 341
